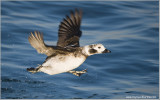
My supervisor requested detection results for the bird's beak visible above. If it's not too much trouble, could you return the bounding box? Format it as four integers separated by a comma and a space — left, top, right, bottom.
102, 49, 111, 53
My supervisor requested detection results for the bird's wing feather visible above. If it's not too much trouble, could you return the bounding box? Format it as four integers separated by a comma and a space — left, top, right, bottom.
28, 31, 56, 56
57, 9, 82, 47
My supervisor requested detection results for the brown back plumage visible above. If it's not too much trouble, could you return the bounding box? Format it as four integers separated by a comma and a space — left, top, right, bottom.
28, 9, 82, 56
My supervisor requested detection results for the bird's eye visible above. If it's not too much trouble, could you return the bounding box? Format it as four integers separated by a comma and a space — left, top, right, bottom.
98, 47, 101, 49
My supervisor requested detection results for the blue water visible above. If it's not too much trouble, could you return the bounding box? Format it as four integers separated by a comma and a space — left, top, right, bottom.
1, 1, 159, 99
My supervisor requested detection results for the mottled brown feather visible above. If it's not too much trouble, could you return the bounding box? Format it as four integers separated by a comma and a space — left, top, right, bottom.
28, 31, 56, 56
28, 31, 79, 56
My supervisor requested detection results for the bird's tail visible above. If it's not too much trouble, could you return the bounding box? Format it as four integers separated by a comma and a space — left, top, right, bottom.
27, 65, 42, 74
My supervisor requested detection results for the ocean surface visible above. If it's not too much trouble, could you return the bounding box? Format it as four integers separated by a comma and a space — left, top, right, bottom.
1, 1, 159, 99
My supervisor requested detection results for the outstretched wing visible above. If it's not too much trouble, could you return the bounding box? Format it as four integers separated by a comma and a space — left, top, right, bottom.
28, 31, 56, 56
57, 9, 82, 47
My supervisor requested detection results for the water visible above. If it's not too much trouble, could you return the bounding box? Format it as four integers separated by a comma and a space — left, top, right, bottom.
1, 1, 159, 99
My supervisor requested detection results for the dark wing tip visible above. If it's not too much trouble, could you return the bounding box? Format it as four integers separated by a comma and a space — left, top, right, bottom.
57, 9, 83, 47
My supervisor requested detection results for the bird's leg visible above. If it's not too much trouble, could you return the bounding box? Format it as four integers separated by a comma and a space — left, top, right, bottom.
68, 69, 87, 77
27, 64, 43, 74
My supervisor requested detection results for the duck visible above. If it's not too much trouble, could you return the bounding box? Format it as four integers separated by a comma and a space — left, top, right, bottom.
27, 9, 111, 76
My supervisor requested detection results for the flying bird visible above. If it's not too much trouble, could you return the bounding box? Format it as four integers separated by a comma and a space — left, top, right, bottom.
27, 9, 111, 76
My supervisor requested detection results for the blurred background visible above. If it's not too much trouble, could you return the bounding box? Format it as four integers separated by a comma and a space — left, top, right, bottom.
1, 1, 159, 99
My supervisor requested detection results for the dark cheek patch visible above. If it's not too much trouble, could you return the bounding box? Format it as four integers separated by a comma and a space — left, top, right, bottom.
89, 49, 97, 54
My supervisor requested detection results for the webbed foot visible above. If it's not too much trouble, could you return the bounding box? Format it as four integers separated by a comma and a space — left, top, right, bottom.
68, 69, 87, 77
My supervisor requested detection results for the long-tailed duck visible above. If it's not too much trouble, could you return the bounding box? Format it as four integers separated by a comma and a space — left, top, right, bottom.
27, 9, 111, 76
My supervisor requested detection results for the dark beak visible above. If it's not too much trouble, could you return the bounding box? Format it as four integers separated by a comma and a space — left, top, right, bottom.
102, 49, 111, 53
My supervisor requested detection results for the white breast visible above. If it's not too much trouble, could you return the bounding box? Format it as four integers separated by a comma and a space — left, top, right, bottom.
40, 54, 86, 75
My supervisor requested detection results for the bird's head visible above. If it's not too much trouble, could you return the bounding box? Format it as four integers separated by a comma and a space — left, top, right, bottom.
82, 44, 111, 56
